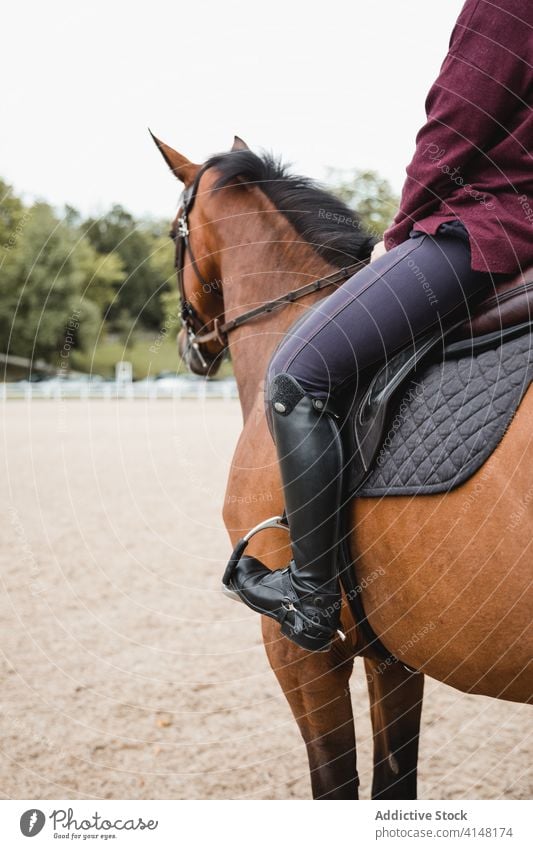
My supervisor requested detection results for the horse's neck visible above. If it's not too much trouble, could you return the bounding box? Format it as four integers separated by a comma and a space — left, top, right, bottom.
218, 211, 336, 422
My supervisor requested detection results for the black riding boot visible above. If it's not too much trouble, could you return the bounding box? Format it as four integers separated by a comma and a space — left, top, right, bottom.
223, 373, 345, 651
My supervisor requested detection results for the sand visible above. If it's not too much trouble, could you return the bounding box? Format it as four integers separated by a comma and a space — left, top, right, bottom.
0, 400, 530, 800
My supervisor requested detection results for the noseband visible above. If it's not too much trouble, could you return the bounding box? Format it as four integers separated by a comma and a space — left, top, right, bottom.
173, 165, 370, 365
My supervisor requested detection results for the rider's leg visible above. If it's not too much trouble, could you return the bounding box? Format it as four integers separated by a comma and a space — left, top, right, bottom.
227, 226, 496, 651
266, 226, 493, 403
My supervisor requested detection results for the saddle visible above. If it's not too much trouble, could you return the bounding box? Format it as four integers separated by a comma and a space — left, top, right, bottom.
343, 266, 533, 498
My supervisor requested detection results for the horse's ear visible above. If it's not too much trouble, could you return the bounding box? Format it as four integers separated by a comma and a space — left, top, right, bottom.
149, 130, 200, 185
231, 135, 249, 151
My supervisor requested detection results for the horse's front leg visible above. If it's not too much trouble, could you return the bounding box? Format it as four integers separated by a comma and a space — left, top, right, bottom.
263, 616, 359, 800
364, 656, 424, 799
224, 402, 359, 798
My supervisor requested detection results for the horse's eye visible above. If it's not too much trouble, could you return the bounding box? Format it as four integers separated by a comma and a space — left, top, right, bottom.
169, 229, 177, 242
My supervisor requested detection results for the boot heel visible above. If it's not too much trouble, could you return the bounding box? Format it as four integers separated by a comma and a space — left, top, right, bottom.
279, 619, 334, 653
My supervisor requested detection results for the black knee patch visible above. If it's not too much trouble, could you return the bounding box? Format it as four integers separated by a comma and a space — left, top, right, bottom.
269, 373, 305, 415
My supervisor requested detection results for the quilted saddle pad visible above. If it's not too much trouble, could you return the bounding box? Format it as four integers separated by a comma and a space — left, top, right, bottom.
354, 330, 533, 497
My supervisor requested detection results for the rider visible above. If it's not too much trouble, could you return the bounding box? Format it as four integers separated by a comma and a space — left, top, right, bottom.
226, 0, 533, 650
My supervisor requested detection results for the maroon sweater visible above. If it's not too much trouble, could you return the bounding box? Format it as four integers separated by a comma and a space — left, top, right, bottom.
383, 0, 533, 274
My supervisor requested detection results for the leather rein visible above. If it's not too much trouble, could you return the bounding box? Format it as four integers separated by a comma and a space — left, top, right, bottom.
173, 164, 369, 360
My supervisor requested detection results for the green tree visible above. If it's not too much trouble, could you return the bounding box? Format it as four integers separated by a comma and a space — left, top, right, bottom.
0, 183, 181, 373
326, 168, 399, 239
75, 238, 124, 314
0, 178, 26, 248
83, 206, 174, 328
0, 199, 108, 363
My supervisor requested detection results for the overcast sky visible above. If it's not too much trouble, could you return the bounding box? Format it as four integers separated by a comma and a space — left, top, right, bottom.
2, 0, 465, 220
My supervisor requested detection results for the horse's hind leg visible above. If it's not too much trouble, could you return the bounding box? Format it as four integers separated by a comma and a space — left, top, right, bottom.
364, 657, 424, 799
263, 618, 358, 800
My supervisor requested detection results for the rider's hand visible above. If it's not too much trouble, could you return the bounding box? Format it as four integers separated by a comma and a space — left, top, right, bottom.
371, 240, 387, 263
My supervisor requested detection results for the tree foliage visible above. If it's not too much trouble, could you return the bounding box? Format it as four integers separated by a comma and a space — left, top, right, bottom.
0, 184, 174, 366
0, 193, 120, 362
83, 205, 174, 329
326, 168, 399, 239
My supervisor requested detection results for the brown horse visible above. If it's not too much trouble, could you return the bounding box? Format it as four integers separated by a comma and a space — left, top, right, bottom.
153, 135, 533, 800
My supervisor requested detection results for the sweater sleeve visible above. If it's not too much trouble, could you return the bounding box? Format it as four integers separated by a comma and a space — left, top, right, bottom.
383, 0, 529, 249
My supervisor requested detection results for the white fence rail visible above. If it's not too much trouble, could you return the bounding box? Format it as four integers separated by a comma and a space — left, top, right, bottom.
0, 378, 239, 401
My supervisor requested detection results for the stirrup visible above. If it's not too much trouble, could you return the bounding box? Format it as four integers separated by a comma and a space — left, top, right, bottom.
221, 514, 289, 590
221, 513, 346, 643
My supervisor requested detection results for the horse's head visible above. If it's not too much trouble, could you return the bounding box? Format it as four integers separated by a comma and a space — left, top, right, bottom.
152, 133, 376, 379
151, 133, 249, 376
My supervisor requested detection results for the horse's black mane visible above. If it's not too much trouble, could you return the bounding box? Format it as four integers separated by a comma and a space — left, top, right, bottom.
205, 150, 376, 268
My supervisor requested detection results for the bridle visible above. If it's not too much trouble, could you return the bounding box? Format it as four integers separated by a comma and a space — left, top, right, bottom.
173, 165, 222, 369
173, 164, 370, 366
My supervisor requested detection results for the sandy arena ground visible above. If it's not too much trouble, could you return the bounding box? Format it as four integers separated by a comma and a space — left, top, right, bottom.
0, 399, 531, 800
